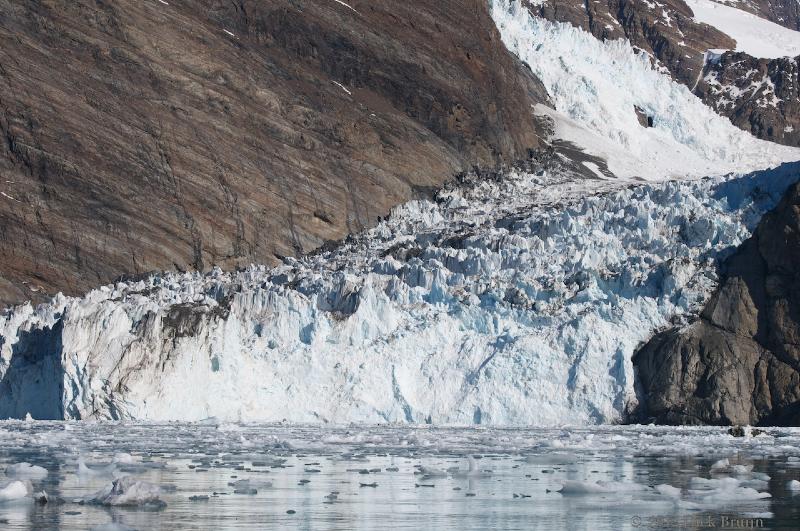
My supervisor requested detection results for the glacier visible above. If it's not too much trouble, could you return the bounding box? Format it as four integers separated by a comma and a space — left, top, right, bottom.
489, 0, 800, 179
1, 154, 798, 423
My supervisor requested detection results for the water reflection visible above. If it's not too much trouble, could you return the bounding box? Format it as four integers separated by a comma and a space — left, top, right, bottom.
0, 423, 797, 530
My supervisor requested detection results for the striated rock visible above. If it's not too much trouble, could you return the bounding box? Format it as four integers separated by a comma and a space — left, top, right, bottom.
633, 181, 800, 426
0, 0, 549, 307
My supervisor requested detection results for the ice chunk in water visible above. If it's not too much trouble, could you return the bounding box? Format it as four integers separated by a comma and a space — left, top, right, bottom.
730, 464, 754, 475
654, 484, 681, 498
558, 480, 650, 495
78, 457, 118, 477
417, 465, 448, 478
710, 458, 730, 471
688, 476, 771, 503
787, 479, 800, 492
5, 463, 48, 480
90, 524, 136, 531
112, 453, 137, 465
85, 476, 165, 508
0, 480, 31, 501
450, 456, 493, 478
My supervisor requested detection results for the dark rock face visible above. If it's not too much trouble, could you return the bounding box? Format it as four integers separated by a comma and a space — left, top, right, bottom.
696, 53, 799, 146
0, 0, 549, 306
633, 181, 800, 426
529, 0, 800, 147
634, 105, 653, 128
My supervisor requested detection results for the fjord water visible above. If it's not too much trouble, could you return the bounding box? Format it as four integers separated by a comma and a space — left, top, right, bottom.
0, 422, 799, 530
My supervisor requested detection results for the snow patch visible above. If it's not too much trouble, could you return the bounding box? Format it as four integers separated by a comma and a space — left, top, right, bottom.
332, 80, 352, 95
331, 0, 358, 13
686, 0, 800, 58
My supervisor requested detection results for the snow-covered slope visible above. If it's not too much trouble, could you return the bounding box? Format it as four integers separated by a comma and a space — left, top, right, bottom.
1, 155, 798, 423
686, 0, 800, 58
490, 0, 800, 179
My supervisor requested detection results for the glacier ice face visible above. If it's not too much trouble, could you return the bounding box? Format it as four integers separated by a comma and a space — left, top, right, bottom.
489, 0, 800, 179
1, 155, 798, 424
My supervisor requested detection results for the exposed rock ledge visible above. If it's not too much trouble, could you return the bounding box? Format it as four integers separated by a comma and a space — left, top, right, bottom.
633, 180, 800, 426
0, 0, 549, 307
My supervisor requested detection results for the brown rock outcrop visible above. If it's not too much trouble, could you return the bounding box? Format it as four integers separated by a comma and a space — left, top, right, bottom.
696, 52, 800, 146
0, 0, 550, 306
633, 180, 800, 426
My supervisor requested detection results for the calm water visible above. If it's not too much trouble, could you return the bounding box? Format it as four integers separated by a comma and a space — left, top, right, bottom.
0, 422, 798, 530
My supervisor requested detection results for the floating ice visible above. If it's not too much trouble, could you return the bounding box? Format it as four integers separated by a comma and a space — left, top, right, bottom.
687, 476, 771, 503
449, 456, 493, 478
0, 480, 30, 502
77, 457, 117, 478
558, 480, 651, 495
84, 476, 165, 508
654, 484, 681, 498
90, 524, 136, 531
5, 462, 47, 480
111, 453, 137, 465
417, 465, 448, 478
710, 458, 730, 471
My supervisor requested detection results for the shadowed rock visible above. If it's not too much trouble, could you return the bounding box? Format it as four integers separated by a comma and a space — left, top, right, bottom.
633, 180, 800, 426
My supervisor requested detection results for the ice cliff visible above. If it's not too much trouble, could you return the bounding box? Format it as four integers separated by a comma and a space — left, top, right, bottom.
1, 154, 798, 423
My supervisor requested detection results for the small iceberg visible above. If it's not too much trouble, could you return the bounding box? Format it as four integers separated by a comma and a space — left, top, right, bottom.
558, 480, 650, 495
449, 456, 492, 479
77, 457, 118, 478
5, 463, 48, 480
82, 476, 165, 509
0, 480, 31, 502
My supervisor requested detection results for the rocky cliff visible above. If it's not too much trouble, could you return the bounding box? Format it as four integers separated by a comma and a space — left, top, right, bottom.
634, 180, 800, 426
697, 52, 799, 146
0, 0, 549, 307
